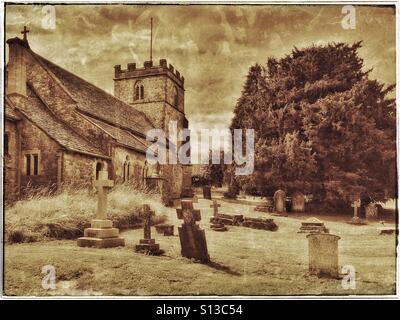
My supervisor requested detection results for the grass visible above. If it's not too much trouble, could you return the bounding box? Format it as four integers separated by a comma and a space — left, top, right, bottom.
4, 196, 397, 296
5, 184, 168, 244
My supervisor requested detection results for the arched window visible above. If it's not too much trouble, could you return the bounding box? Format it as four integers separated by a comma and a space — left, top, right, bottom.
142, 160, 149, 182
123, 156, 131, 183
140, 85, 144, 100
173, 86, 178, 107
134, 81, 144, 101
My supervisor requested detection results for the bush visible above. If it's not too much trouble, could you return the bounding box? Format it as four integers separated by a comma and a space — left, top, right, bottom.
5, 184, 169, 244
192, 175, 210, 187
223, 191, 237, 200
7, 230, 25, 244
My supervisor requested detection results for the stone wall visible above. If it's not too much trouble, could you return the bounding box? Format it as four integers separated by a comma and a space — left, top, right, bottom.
62, 151, 102, 189
19, 118, 61, 193
4, 119, 20, 203
165, 76, 184, 113
113, 146, 149, 185
114, 76, 165, 104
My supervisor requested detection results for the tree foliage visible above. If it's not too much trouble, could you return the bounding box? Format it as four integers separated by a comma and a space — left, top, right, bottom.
230, 42, 396, 206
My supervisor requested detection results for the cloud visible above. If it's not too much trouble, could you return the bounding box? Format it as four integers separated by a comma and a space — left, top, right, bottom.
5, 4, 396, 130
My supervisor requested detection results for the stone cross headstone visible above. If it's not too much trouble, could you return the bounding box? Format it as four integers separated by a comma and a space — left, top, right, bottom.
210, 200, 221, 217
348, 198, 366, 225
77, 170, 125, 248
351, 199, 361, 218
135, 204, 162, 255
94, 170, 114, 220
273, 189, 286, 214
209, 200, 228, 232
177, 200, 210, 263
142, 204, 152, 240
292, 191, 305, 212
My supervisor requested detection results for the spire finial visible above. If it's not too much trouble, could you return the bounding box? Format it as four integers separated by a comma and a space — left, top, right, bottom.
21, 25, 30, 41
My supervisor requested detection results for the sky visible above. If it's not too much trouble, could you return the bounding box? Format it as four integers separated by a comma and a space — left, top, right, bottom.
5, 4, 396, 132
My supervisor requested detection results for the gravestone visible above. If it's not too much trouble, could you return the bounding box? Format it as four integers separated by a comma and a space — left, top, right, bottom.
273, 189, 286, 215
209, 200, 227, 232
348, 199, 367, 225
307, 233, 341, 278
298, 217, 329, 234
379, 227, 397, 235
77, 170, 125, 248
365, 203, 378, 220
135, 204, 163, 255
292, 191, 305, 212
177, 200, 210, 263
242, 216, 278, 231
212, 213, 244, 226
203, 185, 212, 200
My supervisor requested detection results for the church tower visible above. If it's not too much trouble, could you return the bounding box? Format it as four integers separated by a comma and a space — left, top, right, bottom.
113, 59, 188, 135
113, 59, 192, 199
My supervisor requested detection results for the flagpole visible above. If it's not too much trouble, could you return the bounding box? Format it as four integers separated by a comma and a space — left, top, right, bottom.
150, 17, 153, 62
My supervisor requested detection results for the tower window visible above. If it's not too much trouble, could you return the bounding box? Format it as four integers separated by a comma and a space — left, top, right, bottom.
134, 81, 144, 101
140, 85, 144, 99
173, 86, 179, 107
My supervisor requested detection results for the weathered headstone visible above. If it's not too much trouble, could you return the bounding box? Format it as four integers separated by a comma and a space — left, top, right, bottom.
348, 199, 367, 225
209, 200, 227, 232
203, 185, 212, 200
307, 233, 341, 278
292, 191, 305, 212
177, 200, 210, 263
135, 204, 163, 255
273, 189, 286, 214
298, 217, 329, 234
77, 170, 125, 248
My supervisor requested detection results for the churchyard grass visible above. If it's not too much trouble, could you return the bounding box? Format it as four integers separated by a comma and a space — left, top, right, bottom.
5, 184, 167, 244
4, 197, 396, 296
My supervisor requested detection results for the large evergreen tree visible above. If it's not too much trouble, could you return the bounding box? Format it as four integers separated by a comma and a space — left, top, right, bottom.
230, 42, 396, 210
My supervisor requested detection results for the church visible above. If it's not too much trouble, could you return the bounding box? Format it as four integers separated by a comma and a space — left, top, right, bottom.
4, 27, 192, 204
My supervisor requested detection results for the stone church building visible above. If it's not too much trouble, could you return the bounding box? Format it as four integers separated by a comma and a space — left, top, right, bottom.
4, 30, 192, 204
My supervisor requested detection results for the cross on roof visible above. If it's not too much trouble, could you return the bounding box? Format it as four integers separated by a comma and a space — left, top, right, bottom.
21, 26, 29, 41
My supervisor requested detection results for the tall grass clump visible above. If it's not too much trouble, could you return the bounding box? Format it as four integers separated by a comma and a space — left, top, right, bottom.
5, 182, 170, 244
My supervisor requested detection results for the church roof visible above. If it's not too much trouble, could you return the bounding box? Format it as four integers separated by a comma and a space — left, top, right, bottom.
84, 115, 150, 154
11, 87, 108, 158
34, 54, 154, 136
